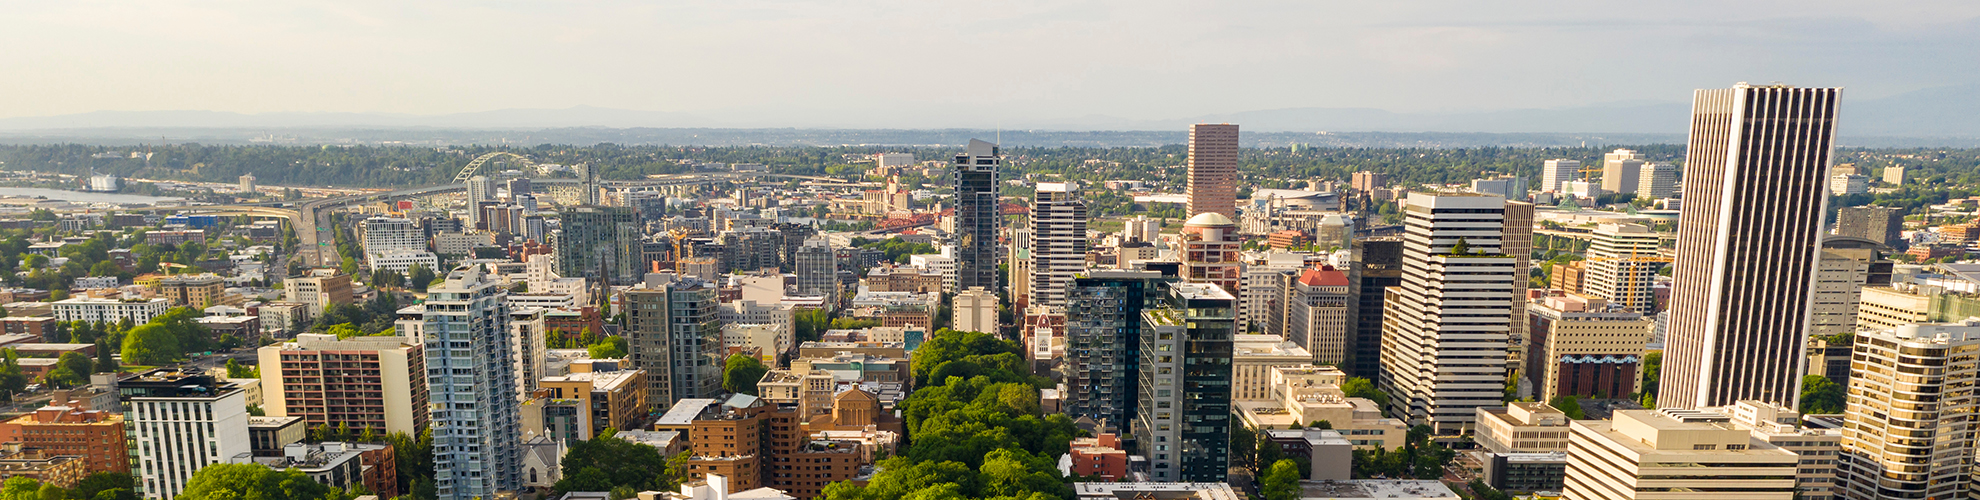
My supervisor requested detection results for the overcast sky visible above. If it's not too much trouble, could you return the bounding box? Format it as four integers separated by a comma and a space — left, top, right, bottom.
5, 1, 1978, 128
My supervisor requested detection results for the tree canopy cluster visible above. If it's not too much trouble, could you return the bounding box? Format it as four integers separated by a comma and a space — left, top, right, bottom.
821, 329, 1077, 500
120, 307, 217, 366
0, 473, 138, 500
722, 354, 769, 396
176, 463, 346, 500
552, 430, 686, 496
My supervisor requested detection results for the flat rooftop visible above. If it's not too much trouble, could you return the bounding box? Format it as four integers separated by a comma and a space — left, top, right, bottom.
1298, 480, 1457, 499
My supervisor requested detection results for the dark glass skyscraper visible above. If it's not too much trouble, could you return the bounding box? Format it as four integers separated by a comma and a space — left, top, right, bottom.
1135, 281, 1235, 482
1660, 83, 1840, 410
953, 139, 1001, 293
1350, 237, 1403, 380
557, 206, 640, 282
1061, 271, 1173, 431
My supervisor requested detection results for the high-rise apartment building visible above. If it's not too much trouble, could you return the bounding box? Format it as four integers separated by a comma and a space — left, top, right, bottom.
1582, 223, 1664, 314
1838, 320, 1980, 499
1561, 409, 1799, 500
511, 307, 547, 394
1660, 84, 1840, 410
1600, 149, 1644, 196
124, 369, 252, 500
1062, 271, 1170, 431
1187, 124, 1240, 220
260, 333, 429, 436
624, 275, 723, 404
362, 217, 426, 255
505, 177, 531, 202
1, 406, 128, 476
421, 266, 523, 500
1349, 238, 1404, 380
1179, 212, 1242, 296
1135, 282, 1235, 482
1505, 201, 1534, 376
1836, 206, 1905, 248
557, 206, 641, 283
1379, 193, 1518, 433
1247, 254, 1309, 335
1883, 165, 1906, 185
1351, 171, 1388, 193
1541, 159, 1581, 194
467, 176, 497, 228
952, 139, 1001, 292
284, 270, 354, 319
1030, 182, 1089, 308
793, 236, 837, 298
1636, 162, 1679, 198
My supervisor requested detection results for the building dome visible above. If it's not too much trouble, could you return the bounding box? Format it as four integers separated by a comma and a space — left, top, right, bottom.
1183, 212, 1237, 228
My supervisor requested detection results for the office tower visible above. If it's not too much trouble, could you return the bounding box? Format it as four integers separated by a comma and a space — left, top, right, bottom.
1135, 282, 1235, 482
1280, 266, 1351, 365
1600, 149, 1644, 196
467, 175, 497, 228
239, 173, 255, 193
1505, 201, 1534, 379
1351, 171, 1388, 193
718, 227, 782, 273
505, 177, 531, 201
1883, 165, 1906, 185
557, 206, 641, 283
1706, 401, 1842, 500
952, 139, 1001, 292
1829, 174, 1869, 195
362, 217, 425, 255
1349, 238, 1404, 380
1660, 84, 1840, 410
953, 287, 998, 334
1561, 409, 1799, 500
1470, 176, 1526, 199
1582, 223, 1664, 314
1122, 215, 1160, 243
625, 276, 722, 404
1009, 226, 1033, 311
1836, 206, 1904, 248
794, 236, 837, 298
1063, 271, 1169, 431
1524, 302, 1653, 402
1541, 159, 1581, 193
1809, 240, 1892, 337
285, 270, 354, 319
1378, 193, 1517, 433
260, 333, 430, 436
422, 266, 523, 500
1636, 162, 1679, 198
1030, 182, 1088, 309
1247, 254, 1308, 334
1180, 212, 1242, 295
1838, 320, 1980, 499
124, 369, 252, 500
1187, 124, 1240, 220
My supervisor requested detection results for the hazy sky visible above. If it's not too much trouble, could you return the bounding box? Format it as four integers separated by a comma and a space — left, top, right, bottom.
6, 1, 1978, 128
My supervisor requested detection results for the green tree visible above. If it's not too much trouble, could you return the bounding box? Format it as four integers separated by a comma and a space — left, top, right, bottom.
723, 354, 769, 396
120, 323, 182, 366
587, 336, 629, 359
70, 473, 135, 500
1262, 459, 1303, 500
94, 339, 118, 373
408, 264, 437, 292
1341, 377, 1389, 411
1549, 395, 1586, 419
553, 435, 678, 495
224, 358, 258, 378
1800, 375, 1846, 414
44, 352, 93, 388
177, 463, 342, 500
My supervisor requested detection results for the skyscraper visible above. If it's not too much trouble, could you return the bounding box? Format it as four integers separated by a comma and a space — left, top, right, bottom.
624, 275, 723, 404
1541, 159, 1581, 194
794, 236, 837, 298
1379, 193, 1518, 433
467, 175, 497, 228
125, 369, 251, 500
1659, 83, 1840, 410
557, 206, 641, 283
1836, 206, 1904, 248
1187, 124, 1240, 220
422, 265, 523, 500
1582, 223, 1664, 314
1838, 320, 1980, 499
1030, 182, 1088, 308
952, 139, 1001, 292
1600, 149, 1644, 196
1135, 281, 1235, 482
1349, 238, 1404, 380
1062, 271, 1171, 431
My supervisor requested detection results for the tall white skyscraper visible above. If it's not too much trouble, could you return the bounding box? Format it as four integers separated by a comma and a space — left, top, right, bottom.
125, 370, 252, 500
1582, 223, 1663, 314
1600, 149, 1644, 196
1541, 159, 1581, 193
1378, 192, 1518, 433
467, 175, 497, 227
423, 265, 524, 500
1660, 83, 1840, 410
1030, 182, 1088, 308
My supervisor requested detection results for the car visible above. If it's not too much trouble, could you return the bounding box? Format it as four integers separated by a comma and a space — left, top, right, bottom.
22, 384, 41, 392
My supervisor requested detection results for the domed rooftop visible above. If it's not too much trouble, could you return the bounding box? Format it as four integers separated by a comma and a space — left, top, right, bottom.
1183, 212, 1237, 227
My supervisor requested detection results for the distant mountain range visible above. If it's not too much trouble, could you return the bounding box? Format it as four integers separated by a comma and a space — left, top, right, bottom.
0, 83, 1974, 146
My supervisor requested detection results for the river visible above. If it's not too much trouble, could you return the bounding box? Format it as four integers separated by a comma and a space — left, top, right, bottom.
0, 187, 183, 205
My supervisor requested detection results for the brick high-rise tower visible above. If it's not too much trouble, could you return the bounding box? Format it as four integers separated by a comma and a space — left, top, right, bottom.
1187, 124, 1239, 220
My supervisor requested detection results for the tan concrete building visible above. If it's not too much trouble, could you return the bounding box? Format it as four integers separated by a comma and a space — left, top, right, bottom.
1581, 223, 1664, 314
1233, 366, 1406, 450
538, 370, 648, 440
258, 333, 428, 435
1710, 400, 1841, 500
156, 274, 228, 308
1561, 409, 1799, 500
952, 287, 997, 334
1474, 403, 1572, 454
1230, 334, 1313, 401
283, 270, 353, 318
1524, 303, 1654, 402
